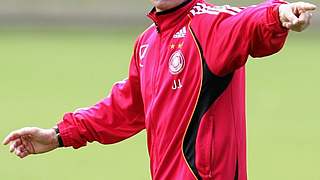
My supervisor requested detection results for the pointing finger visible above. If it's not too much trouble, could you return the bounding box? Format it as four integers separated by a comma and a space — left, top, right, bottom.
296, 2, 317, 12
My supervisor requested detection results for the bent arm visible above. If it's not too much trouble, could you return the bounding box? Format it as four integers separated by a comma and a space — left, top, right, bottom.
3, 39, 146, 157
58, 48, 145, 149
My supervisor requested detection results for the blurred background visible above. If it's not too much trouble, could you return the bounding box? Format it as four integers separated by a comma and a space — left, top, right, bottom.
0, 0, 319, 180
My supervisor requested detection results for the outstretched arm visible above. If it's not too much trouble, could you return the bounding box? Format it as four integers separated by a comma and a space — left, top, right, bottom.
249, 1, 316, 58
196, 1, 316, 76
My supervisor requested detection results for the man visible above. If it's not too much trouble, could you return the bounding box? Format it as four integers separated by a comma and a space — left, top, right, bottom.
3, 0, 316, 179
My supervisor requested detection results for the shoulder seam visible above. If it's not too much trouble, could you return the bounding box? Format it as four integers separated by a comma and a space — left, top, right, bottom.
139, 24, 156, 38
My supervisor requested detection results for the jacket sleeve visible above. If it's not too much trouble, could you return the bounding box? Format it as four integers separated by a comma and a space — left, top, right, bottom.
195, 1, 289, 76
57, 40, 145, 149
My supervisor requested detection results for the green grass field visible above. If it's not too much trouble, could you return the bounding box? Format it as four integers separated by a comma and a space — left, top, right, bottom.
0, 29, 319, 180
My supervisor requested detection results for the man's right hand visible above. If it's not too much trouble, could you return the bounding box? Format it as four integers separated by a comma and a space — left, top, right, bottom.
2, 127, 59, 158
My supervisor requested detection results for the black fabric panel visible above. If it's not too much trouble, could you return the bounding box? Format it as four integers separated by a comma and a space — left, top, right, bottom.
183, 28, 234, 179
234, 160, 239, 180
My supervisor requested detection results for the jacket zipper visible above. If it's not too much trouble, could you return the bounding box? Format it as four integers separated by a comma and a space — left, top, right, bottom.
150, 28, 161, 115
149, 27, 162, 169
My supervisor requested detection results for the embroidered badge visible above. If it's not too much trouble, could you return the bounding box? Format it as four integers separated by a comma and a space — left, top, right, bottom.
139, 44, 149, 67
169, 50, 185, 75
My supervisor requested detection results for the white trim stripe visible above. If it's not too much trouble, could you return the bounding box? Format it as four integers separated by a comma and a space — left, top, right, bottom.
190, 3, 244, 16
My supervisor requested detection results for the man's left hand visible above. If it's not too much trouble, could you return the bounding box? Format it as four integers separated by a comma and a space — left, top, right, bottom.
279, 2, 317, 32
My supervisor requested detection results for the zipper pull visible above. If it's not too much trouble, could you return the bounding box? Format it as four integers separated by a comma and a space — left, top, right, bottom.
155, 23, 160, 33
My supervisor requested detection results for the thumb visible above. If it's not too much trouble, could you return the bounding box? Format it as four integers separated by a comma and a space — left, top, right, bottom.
285, 7, 299, 25
2, 127, 39, 145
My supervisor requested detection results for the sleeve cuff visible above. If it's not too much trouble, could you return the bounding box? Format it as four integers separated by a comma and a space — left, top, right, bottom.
57, 113, 87, 149
53, 127, 64, 147
267, 4, 289, 34
57, 121, 74, 148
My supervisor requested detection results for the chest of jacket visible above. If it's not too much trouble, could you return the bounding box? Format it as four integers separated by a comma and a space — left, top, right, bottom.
138, 24, 203, 132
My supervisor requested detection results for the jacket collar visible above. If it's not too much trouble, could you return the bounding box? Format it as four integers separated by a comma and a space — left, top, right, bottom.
147, 0, 200, 33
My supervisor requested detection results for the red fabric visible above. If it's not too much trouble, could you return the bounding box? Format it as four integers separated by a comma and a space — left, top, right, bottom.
57, 0, 288, 179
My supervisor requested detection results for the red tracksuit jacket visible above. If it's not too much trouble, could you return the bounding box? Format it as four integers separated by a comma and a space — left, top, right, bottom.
57, 0, 288, 179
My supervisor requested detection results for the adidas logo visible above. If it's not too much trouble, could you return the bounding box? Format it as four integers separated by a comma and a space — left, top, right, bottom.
173, 27, 187, 39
